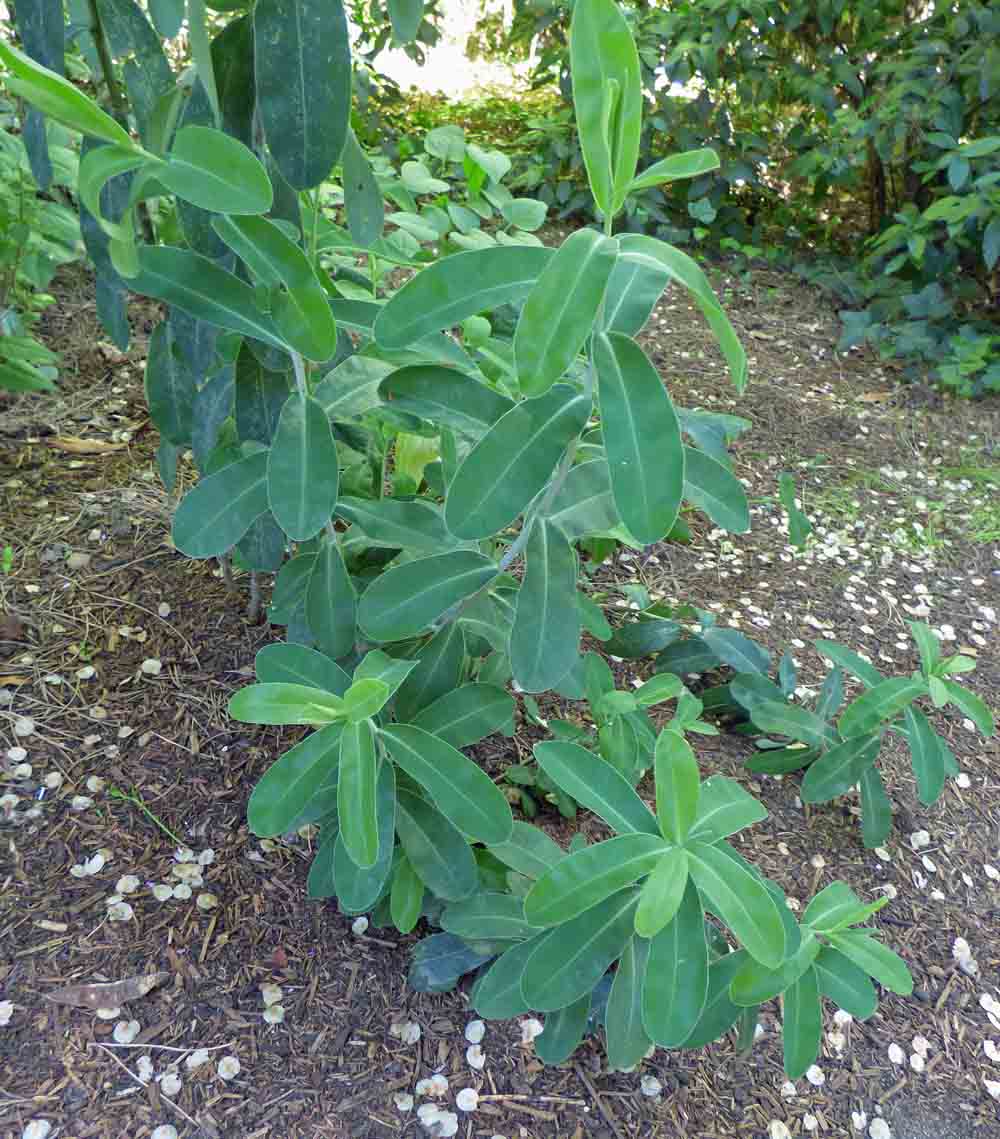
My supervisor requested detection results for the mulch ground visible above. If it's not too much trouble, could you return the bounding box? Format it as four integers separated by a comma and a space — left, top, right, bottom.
0, 260, 998, 1139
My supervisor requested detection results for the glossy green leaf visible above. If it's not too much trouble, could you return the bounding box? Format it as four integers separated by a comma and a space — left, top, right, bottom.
800, 734, 881, 803
378, 365, 514, 439
701, 627, 770, 677
751, 700, 839, 752
131, 246, 284, 348
654, 729, 700, 843
267, 395, 338, 540
522, 888, 639, 1011
801, 882, 886, 935
408, 931, 492, 993
812, 946, 877, 1020
381, 724, 513, 845
634, 846, 689, 939
688, 776, 767, 844
525, 834, 666, 927
839, 677, 927, 738
0, 41, 134, 147
859, 766, 892, 849
827, 930, 913, 995
78, 143, 149, 240
306, 825, 339, 898
393, 624, 465, 722
515, 228, 618, 397
533, 741, 659, 836
342, 127, 384, 247
354, 649, 418, 699
144, 321, 195, 446
228, 681, 345, 725
510, 520, 580, 693
605, 936, 652, 1070
445, 385, 591, 540
782, 966, 822, 1080
472, 936, 540, 1019
253, 0, 351, 190
535, 994, 590, 1065
411, 684, 514, 749
374, 245, 551, 349
488, 821, 564, 880
569, 0, 641, 213
595, 332, 683, 545
547, 459, 622, 541
442, 892, 540, 941
641, 877, 708, 1046
679, 949, 747, 1050
343, 679, 391, 723
247, 722, 342, 836
903, 706, 947, 806
306, 534, 357, 659
337, 496, 455, 553
186, 0, 220, 126
390, 852, 424, 933
602, 253, 670, 338
687, 842, 785, 968
941, 679, 995, 737
334, 757, 395, 910
172, 450, 269, 557
337, 718, 378, 868
254, 643, 351, 696
358, 551, 497, 641
618, 235, 747, 392
814, 639, 882, 688
395, 789, 477, 902
683, 446, 749, 533
730, 931, 820, 1006
158, 125, 271, 214
629, 148, 720, 193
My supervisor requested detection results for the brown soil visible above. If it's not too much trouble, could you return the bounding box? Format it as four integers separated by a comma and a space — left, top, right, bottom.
0, 261, 998, 1139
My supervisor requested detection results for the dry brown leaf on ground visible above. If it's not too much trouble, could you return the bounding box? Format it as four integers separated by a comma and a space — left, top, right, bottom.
0, 675, 30, 686
48, 436, 127, 454
858, 390, 895, 402
45, 972, 169, 1009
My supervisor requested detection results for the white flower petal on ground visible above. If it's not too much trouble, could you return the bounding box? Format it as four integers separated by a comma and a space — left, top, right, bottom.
417, 1104, 441, 1127
151, 884, 173, 901
13, 717, 35, 738
834, 1009, 854, 1028
107, 901, 134, 922
780, 1080, 797, 1100
519, 1018, 544, 1045
44, 772, 63, 789
464, 1019, 486, 1044
21, 1121, 51, 1139
159, 1070, 182, 1097
141, 659, 163, 676
888, 1043, 905, 1064
113, 1019, 140, 1044
13, 763, 32, 778
805, 1065, 825, 1087
869, 1118, 892, 1139
185, 1048, 210, 1071
955, 772, 971, 789
136, 1055, 155, 1082
85, 776, 106, 793
803, 1114, 818, 1132
95, 1006, 121, 1020
151, 1127, 179, 1139
393, 1092, 414, 1112
852, 1111, 868, 1131
0, 999, 13, 1026
911, 1034, 931, 1058
158, 602, 172, 617
909, 830, 930, 851
768, 1123, 791, 1139
198, 848, 215, 865
172, 884, 192, 901
6, 746, 27, 763
263, 1004, 285, 1025
351, 916, 369, 936
456, 1088, 479, 1112
985, 1079, 1000, 1100
116, 875, 140, 894
984, 1040, 1000, 1063
217, 1055, 240, 1080
174, 846, 196, 863
640, 1075, 662, 1098
71, 795, 94, 811
260, 983, 283, 1007
466, 1044, 486, 1070
909, 1053, 925, 1073
415, 1073, 449, 1098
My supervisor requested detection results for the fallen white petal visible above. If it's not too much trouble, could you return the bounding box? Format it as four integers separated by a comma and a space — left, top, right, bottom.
640, 1075, 662, 1097
466, 1044, 486, 1070
106, 901, 133, 922
151, 884, 173, 901
780, 1080, 797, 1100
113, 1019, 140, 1044
520, 1017, 544, 1045
137, 1055, 155, 1083
151, 1127, 179, 1139
351, 916, 369, 936
768, 1123, 791, 1139
217, 1055, 240, 1080
393, 1092, 414, 1112
869, 1119, 892, 1139
116, 875, 140, 894
95, 1006, 121, 1020
803, 1114, 818, 1133
805, 1064, 825, 1087
888, 1042, 905, 1064
185, 1048, 210, 1071
456, 1087, 479, 1112
464, 1019, 486, 1044
0, 999, 13, 1026
21, 1121, 51, 1139
263, 1004, 285, 1025
261, 983, 283, 1006
141, 659, 163, 676
159, 1070, 182, 1097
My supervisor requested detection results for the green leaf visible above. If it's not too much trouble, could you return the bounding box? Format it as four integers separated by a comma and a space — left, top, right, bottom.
778, 472, 812, 549
629, 148, 720, 193
814, 640, 882, 688
387, 0, 424, 42
408, 931, 492, 992
688, 775, 767, 844
524, 834, 667, 927
683, 447, 749, 533
641, 877, 708, 1046
390, 853, 423, 933
838, 678, 928, 738
510, 520, 580, 693
522, 888, 639, 1011
782, 966, 822, 1080
680, 949, 747, 1050
172, 450, 268, 557
472, 937, 540, 1020
515, 229, 618, 397
445, 385, 591, 540
604, 618, 680, 660
374, 246, 551, 349
254, 643, 351, 696
654, 729, 700, 843
159, 125, 272, 214
812, 946, 877, 1020
618, 235, 747, 392
605, 936, 652, 1070
342, 679, 391, 723
547, 459, 622, 541
701, 627, 770, 677
751, 700, 840, 752
533, 741, 659, 836
687, 842, 785, 968
802, 881, 886, 935
502, 197, 547, 231
602, 254, 670, 338
253, 0, 351, 190
595, 332, 683, 545
535, 994, 590, 1065
144, 321, 195, 446
488, 821, 564, 880
337, 719, 379, 868
78, 143, 149, 240
441, 892, 540, 942
306, 534, 357, 659
395, 789, 477, 902
859, 766, 892, 849
149, 0, 184, 37
228, 681, 345, 725
941, 679, 994, 737
394, 624, 465, 722
306, 825, 339, 898
903, 706, 946, 806
247, 722, 342, 836
342, 127, 384, 247
186, 0, 220, 126
358, 551, 497, 641
0, 40, 134, 147
730, 932, 820, 1005
381, 724, 513, 845
354, 649, 418, 699
267, 395, 338, 541
378, 365, 514, 439
131, 246, 284, 348
336, 496, 455, 553
334, 756, 395, 909
569, 0, 642, 214
800, 734, 881, 802
634, 673, 683, 707
906, 620, 941, 675
411, 684, 514, 749
634, 847, 689, 939
827, 930, 913, 995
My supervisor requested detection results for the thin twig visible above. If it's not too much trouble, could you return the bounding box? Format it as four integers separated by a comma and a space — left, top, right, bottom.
89, 1042, 199, 1130
99, 1041, 234, 1054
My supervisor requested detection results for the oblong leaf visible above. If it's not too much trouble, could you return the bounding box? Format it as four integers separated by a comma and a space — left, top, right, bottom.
751, 700, 840, 752
393, 624, 465, 722
334, 758, 396, 911
826, 930, 913, 995
342, 127, 384, 247
683, 446, 749, 533
254, 643, 351, 696
445, 385, 591, 540
337, 718, 379, 869
411, 683, 514, 749
534, 994, 590, 1065
441, 893, 541, 942
654, 729, 700, 844
602, 251, 670, 337
247, 722, 342, 836
144, 320, 195, 445
838, 677, 927, 739
634, 846, 689, 939
306, 534, 357, 659
680, 949, 747, 1050
595, 332, 683, 545
408, 931, 492, 993
629, 149, 720, 193
267, 395, 339, 540
801, 733, 881, 803
472, 936, 541, 1020
390, 852, 423, 934
337, 496, 455, 553
378, 365, 514, 439
859, 766, 892, 849
172, 450, 269, 557
903, 705, 947, 806
782, 966, 822, 1080
159, 124, 272, 214
488, 821, 565, 880
641, 877, 708, 1047
688, 775, 767, 844
605, 936, 652, 1070
812, 946, 877, 1020
395, 789, 477, 902
228, 681, 344, 725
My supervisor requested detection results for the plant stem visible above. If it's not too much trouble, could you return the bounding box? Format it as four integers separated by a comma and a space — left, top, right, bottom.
108, 786, 184, 845
291, 350, 309, 399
